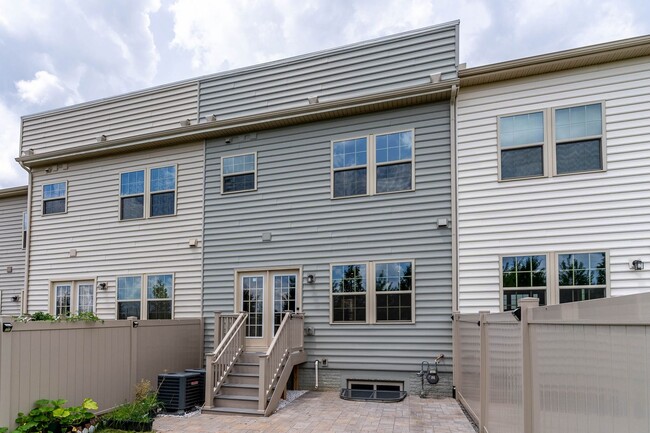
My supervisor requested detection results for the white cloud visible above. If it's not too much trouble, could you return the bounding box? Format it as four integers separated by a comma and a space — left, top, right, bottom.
0, 101, 26, 188
15, 71, 68, 106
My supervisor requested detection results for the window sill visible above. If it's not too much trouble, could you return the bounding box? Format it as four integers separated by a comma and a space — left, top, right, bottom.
221, 188, 258, 195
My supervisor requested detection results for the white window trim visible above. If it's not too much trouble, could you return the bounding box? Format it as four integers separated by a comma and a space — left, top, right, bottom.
118, 164, 178, 222
115, 273, 175, 319
42, 181, 68, 216
497, 101, 606, 182
498, 250, 609, 311
49, 279, 97, 316
220, 152, 258, 195
330, 129, 415, 199
329, 260, 416, 325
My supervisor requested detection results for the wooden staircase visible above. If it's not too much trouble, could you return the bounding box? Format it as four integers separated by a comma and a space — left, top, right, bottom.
203, 312, 307, 416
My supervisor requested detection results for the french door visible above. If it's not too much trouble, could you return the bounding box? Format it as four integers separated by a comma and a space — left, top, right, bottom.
236, 269, 301, 351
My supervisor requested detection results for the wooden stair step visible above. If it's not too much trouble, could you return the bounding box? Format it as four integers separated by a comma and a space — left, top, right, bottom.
215, 394, 258, 401
202, 406, 263, 417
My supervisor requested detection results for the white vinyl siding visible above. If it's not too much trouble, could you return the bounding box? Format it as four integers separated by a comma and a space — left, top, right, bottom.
457, 57, 650, 313
27, 142, 203, 318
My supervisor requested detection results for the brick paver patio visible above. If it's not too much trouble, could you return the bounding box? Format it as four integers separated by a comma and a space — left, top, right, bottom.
154, 391, 476, 433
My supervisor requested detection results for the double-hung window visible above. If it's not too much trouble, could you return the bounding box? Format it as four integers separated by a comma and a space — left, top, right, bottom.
222, 153, 256, 193
150, 166, 176, 217
333, 138, 368, 198
331, 264, 367, 322
499, 112, 545, 180
332, 130, 414, 198
42, 182, 67, 215
331, 260, 414, 324
117, 274, 173, 319
52, 281, 95, 316
120, 171, 145, 220
119, 166, 176, 220
554, 103, 603, 174
501, 255, 547, 311
558, 252, 606, 303
498, 103, 604, 180
376, 131, 414, 193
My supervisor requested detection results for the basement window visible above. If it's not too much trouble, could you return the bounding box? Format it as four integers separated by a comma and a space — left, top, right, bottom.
340, 381, 407, 402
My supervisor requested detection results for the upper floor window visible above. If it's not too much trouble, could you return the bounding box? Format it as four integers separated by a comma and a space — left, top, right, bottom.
222, 153, 256, 193
150, 166, 176, 217
554, 103, 603, 174
119, 166, 176, 221
332, 130, 414, 198
120, 170, 145, 220
333, 138, 368, 198
42, 182, 67, 215
376, 132, 413, 193
499, 112, 545, 180
498, 103, 604, 180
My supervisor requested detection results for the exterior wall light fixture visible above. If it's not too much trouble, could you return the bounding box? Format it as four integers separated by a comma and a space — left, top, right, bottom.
632, 260, 645, 271
306, 274, 315, 284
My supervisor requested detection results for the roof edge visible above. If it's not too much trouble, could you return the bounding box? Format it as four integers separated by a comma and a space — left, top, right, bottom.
22, 20, 459, 121
0, 185, 28, 198
460, 34, 650, 84
17, 80, 457, 167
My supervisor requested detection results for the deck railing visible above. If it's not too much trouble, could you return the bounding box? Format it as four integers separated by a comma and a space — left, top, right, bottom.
258, 312, 305, 413
213, 312, 241, 346
204, 312, 247, 409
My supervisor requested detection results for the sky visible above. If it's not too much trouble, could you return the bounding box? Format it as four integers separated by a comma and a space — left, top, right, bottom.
0, 0, 649, 188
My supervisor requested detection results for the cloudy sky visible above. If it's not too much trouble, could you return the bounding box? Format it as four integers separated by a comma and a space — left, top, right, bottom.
1, 0, 649, 188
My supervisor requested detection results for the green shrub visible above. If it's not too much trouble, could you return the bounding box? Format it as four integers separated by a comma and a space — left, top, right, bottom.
1, 398, 98, 433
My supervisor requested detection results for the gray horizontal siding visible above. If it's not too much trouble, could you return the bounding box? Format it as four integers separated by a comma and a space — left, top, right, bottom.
203, 103, 452, 372
198, 24, 457, 121
0, 193, 26, 315
22, 82, 198, 155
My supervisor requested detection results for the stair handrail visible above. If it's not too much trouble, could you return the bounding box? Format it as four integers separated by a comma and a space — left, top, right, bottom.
258, 312, 305, 412
204, 311, 247, 409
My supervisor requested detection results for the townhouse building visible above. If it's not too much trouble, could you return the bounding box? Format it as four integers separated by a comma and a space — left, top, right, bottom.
11, 21, 460, 408
455, 36, 650, 313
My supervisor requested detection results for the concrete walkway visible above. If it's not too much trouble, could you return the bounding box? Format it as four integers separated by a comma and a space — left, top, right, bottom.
154, 391, 476, 433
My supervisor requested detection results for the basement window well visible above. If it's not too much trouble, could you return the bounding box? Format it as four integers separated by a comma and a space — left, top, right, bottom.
340, 381, 407, 402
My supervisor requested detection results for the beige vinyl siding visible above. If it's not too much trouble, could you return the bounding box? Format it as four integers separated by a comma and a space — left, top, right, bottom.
456, 56, 650, 313
21, 82, 198, 156
0, 193, 26, 315
26, 142, 204, 318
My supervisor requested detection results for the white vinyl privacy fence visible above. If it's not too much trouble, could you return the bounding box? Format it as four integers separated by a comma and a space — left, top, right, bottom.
454, 293, 650, 433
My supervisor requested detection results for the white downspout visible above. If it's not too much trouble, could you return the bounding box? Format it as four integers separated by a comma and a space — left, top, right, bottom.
314, 360, 320, 389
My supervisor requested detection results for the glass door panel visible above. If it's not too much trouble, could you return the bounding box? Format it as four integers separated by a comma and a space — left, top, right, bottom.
242, 275, 264, 338
273, 274, 297, 335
